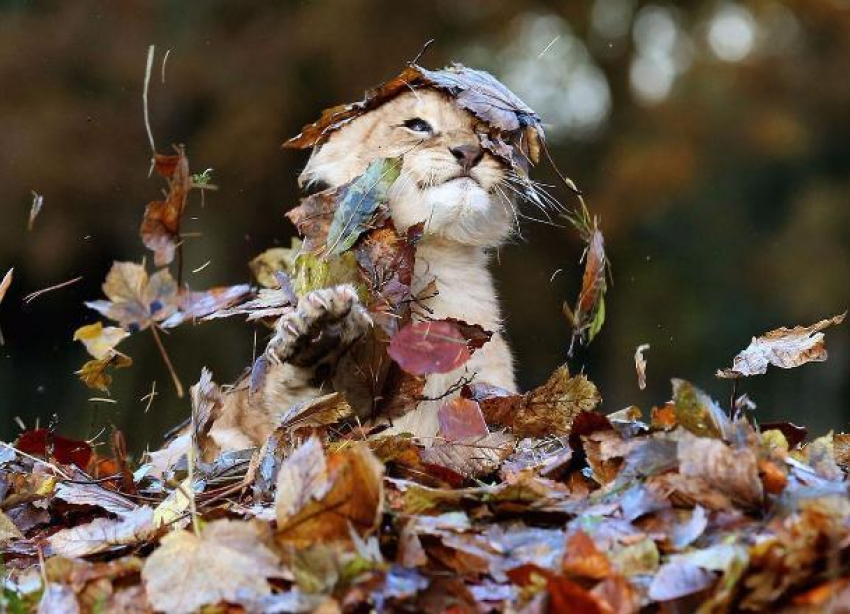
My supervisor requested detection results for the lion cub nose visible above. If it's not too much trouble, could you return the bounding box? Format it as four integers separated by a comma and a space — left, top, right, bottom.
450, 144, 484, 173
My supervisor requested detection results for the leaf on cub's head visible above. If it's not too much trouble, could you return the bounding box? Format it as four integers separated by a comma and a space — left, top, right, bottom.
140, 148, 192, 267
73, 322, 129, 360
717, 312, 846, 379
284, 63, 543, 169
85, 262, 178, 332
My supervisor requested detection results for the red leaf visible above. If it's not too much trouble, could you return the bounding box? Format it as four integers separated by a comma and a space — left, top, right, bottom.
438, 398, 489, 441
16, 429, 92, 468
388, 320, 470, 375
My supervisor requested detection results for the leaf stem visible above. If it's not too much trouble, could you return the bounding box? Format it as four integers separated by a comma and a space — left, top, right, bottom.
150, 325, 184, 398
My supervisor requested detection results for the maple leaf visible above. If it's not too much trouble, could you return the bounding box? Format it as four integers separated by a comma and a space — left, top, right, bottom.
142, 519, 283, 614
717, 312, 846, 378
140, 148, 191, 267
85, 262, 178, 332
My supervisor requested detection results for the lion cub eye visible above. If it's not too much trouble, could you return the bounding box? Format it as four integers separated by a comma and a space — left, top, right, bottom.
402, 118, 433, 134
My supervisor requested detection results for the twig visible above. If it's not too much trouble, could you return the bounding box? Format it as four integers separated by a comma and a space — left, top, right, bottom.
0, 441, 71, 480
161, 49, 171, 84
410, 39, 435, 66
149, 325, 184, 398
143, 45, 157, 168
23, 276, 83, 304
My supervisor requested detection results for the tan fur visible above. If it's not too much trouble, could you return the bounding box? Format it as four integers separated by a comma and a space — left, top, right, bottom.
208, 89, 518, 453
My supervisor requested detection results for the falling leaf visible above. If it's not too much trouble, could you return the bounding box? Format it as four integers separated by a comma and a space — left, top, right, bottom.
564, 226, 607, 352
28, 191, 44, 231
49, 506, 156, 558
718, 313, 846, 378
388, 320, 471, 375
634, 343, 650, 390
16, 429, 93, 467
76, 353, 133, 392
325, 157, 401, 256
73, 322, 129, 360
142, 519, 283, 614
160, 283, 251, 327
140, 148, 192, 266
85, 262, 178, 332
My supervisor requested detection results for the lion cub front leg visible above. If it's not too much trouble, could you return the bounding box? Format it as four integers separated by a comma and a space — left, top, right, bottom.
207, 285, 371, 454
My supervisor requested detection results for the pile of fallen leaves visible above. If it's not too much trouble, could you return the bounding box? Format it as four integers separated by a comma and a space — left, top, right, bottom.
3, 340, 850, 613
2, 59, 850, 613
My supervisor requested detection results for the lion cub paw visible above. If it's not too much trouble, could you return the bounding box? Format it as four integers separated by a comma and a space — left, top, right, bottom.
265, 285, 371, 369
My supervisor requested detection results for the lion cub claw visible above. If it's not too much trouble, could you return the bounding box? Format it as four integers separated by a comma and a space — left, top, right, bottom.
265, 285, 372, 371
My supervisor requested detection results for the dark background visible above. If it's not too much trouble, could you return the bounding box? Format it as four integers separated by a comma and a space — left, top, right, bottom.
1, 0, 847, 453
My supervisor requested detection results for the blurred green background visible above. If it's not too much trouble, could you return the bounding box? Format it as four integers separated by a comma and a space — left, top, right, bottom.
0, 0, 847, 452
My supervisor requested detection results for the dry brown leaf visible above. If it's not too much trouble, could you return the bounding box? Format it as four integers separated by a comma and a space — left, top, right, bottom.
677, 432, 763, 507
717, 312, 846, 378
634, 343, 649, 390
278, 392, 354, 430
477, 365, 601, 438
0, 509, 24, 543
420, 432, 515, 478
140, 148, 191, 267
142, 519, 283, 614
562, 530, 612, 580
48, 506, 156, 558
76, 353, 133, 392
276, 442, 384, 545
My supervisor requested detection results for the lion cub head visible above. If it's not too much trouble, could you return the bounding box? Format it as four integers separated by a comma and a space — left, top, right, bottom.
300, 89, 515, 247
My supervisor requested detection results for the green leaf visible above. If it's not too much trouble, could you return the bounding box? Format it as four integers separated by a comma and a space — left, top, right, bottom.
325, 157, 401, 256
